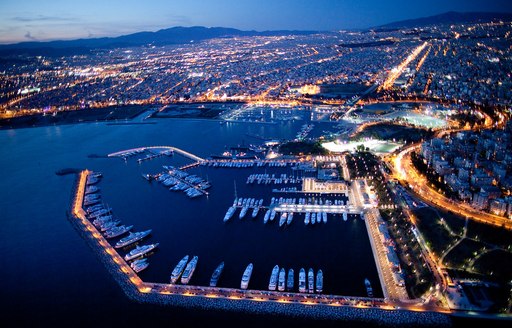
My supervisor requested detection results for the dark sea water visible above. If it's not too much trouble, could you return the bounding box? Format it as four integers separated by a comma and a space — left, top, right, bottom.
1, 117, 384, 327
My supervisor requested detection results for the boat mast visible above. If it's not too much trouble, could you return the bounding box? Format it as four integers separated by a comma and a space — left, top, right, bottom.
234, 180, 238, 200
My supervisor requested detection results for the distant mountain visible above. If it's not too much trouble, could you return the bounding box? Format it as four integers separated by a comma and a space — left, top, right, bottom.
377, 11, 512, 29
0, 26, 318, 56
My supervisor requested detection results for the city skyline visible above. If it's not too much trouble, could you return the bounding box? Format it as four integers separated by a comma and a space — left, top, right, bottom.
1, 2, 512, 326
1, 0, 512, 44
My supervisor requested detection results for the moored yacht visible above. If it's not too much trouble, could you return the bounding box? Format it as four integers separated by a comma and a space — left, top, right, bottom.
209, 261, 225, 287
263, 209, 271, 224
308, 268, 314, 293
278, 268, 286, 291
170, 255, 189, 283
85, 185, 99, 194
287, 212, 294, 225
104, 225, 133, 239
180, 256, 198, 284
287, 268, 294, 291
130, 258, 149, 273
124, 243, 159, 261
365, 278, 373, 298
299, 268, 306, 293
251, 206, 260, 218
279, 212, 287, 227
268, 265, 279, 291
239, 205, 249, 219
223, 206, 236, 222
240, 263, 253, 290
115, 229, 152, 248
316, 270, 323, 293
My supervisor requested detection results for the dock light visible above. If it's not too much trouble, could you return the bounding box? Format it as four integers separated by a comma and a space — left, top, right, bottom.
138, 287, 151, 293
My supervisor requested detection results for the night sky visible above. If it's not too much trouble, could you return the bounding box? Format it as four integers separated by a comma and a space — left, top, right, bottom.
1, 0, 512, 44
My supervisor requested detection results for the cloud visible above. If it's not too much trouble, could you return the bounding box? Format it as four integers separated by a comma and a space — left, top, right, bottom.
12, 15, 76, 23
24, 31, 37, 41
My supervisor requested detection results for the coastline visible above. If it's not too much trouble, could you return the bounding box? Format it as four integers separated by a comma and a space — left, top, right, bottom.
0, 105, 148, 130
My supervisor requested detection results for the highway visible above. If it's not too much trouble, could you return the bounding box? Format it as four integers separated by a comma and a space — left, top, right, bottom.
380, 42, 429, 91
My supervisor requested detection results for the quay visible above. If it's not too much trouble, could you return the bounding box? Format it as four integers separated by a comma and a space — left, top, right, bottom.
202, 158, 303, 168
273, 204, 359, 215
68, 169, 452, 326
364, 209, 409, 301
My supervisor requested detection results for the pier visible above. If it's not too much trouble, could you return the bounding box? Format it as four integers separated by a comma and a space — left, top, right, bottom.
202, 158, 303, 168
108, 146, 204, 162
273, 204, 359, 215
180, 161, 201, 170
137, 149, 173, 163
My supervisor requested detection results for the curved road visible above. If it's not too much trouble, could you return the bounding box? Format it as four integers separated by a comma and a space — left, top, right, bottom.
391, 145, 512, 231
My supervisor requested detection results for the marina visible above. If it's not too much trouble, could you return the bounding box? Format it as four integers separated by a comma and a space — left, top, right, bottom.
70, 142, 387, 300
30, 109, 405, 320
4, 7, 504, 322
5, 6, 510, 324
65, 160, 445, 325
